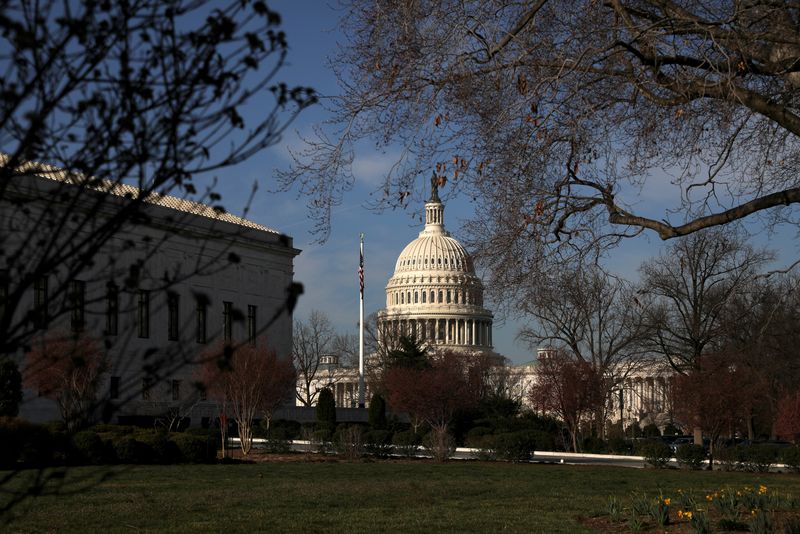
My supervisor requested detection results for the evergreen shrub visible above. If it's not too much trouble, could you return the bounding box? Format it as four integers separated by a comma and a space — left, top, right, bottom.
675, 443, 707, 470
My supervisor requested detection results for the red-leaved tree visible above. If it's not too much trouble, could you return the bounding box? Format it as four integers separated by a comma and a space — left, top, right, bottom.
671, 354, 748, 460
384, 350, 477, 461
24, 331, 107, 432
200, 340, 295, 456
529, 350, 602, 453
776, 391, 800, 443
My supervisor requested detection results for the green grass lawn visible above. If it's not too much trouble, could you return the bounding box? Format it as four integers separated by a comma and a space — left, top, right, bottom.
2, 460, 798, 533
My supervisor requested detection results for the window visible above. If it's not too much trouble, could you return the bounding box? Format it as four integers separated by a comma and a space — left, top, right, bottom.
400, 293, 404, 304
33, 275, 48, 328
69, 280, 85, 332
106, 282, 119, 335
167, 292, 180, 341
137, 290, 150, 338
446, 290, 451, 303
247, 305, 257, 345
171, 379, 181, 401
422, 291, 426, 303
223, 301, 233, 342
438, 290, 443, 303
110, 376, 120, 400
454, 291, 458, 304
414, 292, 418, 303
430, 290, 434, 303
196, 299, 207, 344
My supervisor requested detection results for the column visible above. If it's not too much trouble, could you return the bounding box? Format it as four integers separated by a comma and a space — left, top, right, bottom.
471, 320, 475, 346
445, 318, 450, 344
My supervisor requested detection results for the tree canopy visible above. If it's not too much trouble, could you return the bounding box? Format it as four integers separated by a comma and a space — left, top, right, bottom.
284, 1, 800, 279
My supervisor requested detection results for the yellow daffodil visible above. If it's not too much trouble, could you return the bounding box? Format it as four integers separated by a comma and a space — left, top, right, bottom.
664, 498, 671, 506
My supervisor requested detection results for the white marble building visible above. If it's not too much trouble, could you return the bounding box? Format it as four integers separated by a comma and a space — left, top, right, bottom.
377, 187, 494, 352
2, 156, 298, 425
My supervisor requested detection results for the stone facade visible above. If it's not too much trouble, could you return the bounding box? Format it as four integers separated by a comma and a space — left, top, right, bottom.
2, 160, 298, 425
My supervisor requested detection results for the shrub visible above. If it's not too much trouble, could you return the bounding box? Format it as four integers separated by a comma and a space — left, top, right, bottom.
494, 431, 536, 462
641, 423, 661, 438
782, 445, 800, 472
423, 428, 454, 462
171, 433, 216, 463
114, 437, 154, 464
73, 430, 113, 465
261, 426, 292, 453
316, 388, 336, 429
662, 422, 682, 436
625, 423, 643, 438
392, 430, 421, 458
607, 437, 634, 455
735, 444, 779, 472
676, 443, 706, 470
135, 430, 180, 464
713, 445, 738, 471
363, 429, 393, 458
335, 425, 364, 461
581, 436, 607, 453
368, 394, 387, 429
638, 441, 672, 468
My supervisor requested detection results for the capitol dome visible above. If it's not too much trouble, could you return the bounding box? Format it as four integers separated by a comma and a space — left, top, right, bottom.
378, 187, 493, 351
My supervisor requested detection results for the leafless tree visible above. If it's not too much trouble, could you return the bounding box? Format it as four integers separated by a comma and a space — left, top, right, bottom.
293, 310, 338, 406
0, 0, 313, 517
281, 1, 800, 283
0, 0, 315, 356
717, 275, 800, 439
519, 266, 648, 434
639, 229, 771, 373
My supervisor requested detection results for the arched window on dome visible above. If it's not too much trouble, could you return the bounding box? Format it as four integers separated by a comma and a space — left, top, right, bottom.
446, 290, 451, 303
430, 290, 434, 303
424, 258, 428, 265
438, 290, 443, 303
401, 293, 404, 304
444, 258, 448, 266
454, 292, 458, 304
414, 292, 418, 303
437, 257, 441, 265
422, 291, 426, 303
407, 291, 411, 304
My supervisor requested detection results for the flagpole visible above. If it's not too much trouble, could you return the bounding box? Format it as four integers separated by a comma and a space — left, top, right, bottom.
358, 233, 365, 408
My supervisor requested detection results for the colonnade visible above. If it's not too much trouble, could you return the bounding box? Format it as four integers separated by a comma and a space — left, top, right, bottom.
620, 376, 669, 418
381, 316, 492, 347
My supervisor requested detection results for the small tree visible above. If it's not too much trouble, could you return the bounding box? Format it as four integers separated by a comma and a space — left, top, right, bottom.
671, 354, 747, 462
316, 387, 337, 436
24, 332, 107, 432
776, 391, 800, 443
0, 357, 22, 417
200, 340, 293, 456
529, 350, 603, 453
384, 351, 477, 461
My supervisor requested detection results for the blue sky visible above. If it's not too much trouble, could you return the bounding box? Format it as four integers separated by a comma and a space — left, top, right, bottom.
208, 2, 800, 364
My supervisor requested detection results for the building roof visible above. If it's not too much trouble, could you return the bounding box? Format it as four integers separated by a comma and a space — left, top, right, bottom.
391, 200, 474, 276
1, 153, 280, 235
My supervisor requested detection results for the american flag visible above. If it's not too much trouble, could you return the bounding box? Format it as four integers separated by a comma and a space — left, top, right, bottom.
358, 239, 364, 295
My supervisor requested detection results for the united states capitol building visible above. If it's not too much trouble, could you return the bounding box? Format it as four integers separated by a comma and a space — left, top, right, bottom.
377, 186, 494, 352
298, 187, 672, 431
